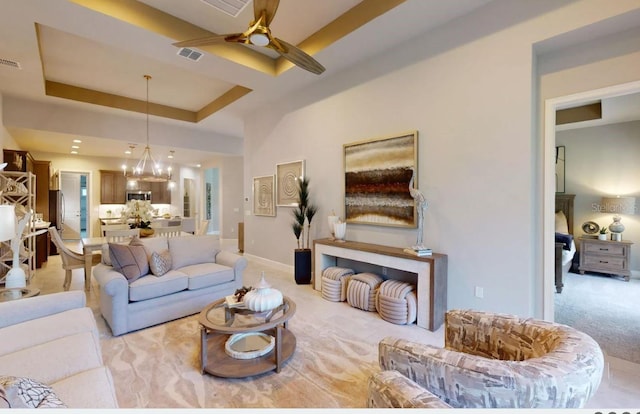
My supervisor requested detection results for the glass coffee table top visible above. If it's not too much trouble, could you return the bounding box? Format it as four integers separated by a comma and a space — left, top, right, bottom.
200, 296, 295, 333
0, 287, 40, 302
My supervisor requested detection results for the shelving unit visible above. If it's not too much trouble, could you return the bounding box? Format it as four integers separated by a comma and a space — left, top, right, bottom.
0, 171, 36, 284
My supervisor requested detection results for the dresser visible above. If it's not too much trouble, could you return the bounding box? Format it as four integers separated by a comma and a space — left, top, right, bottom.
578, 237, 633, 281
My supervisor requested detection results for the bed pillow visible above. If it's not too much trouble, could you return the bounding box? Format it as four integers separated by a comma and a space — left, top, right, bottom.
109, 243, 149, 282
555, 210, 569, 234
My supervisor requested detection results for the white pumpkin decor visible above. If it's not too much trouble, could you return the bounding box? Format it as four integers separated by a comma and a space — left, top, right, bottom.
243, 271, 283, 312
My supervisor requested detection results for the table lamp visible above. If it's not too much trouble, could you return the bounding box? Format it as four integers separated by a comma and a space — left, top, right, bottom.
601, 196, 636, 241
0, 204, 15, 242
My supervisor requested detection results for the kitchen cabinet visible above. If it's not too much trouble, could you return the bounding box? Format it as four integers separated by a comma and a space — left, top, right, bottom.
100, 170, 126, 204
33, 160, 51, 221
151, 182, 171, 204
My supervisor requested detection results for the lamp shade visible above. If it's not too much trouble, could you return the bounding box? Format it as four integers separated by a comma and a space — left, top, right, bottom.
601, 196, 636, 215
0, 204, 15, 242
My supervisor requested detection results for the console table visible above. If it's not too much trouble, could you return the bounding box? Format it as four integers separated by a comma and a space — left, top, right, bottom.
313, 238, 447, 331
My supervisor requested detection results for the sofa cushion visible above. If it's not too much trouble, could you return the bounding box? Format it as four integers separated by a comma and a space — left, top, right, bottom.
169, 235, 220, 269
149, 250, 172, 276
138, 236, 169, 260
0, 331, 103, 386
0, 376, 66, 408
128, 271, 188, 301
51, 366, 118, 408
109, 243, 149, 283
178, 262, 235, 290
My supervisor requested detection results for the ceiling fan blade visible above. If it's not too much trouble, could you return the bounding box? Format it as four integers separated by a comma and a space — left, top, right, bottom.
270, 37, 325, 75
253, 0, 279, 26
173, 33, 244, 48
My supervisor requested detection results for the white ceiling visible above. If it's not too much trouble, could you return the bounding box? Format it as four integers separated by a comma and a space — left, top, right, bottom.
0, 0, 494, 165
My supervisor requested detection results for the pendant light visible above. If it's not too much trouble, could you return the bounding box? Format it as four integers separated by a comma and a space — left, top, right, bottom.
123, 75, 172, 182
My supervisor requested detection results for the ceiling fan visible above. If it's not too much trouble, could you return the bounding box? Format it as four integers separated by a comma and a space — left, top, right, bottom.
173, 0, 325, 75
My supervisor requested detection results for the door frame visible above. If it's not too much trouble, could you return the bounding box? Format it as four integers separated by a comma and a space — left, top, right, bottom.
542, 79, 640, 320
59, 170, 93, 239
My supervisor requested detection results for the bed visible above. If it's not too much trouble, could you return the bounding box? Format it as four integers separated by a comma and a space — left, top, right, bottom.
555, 194, 576, 293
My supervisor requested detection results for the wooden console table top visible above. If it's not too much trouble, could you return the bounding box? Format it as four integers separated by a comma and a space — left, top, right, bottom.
313, 238, 447, 262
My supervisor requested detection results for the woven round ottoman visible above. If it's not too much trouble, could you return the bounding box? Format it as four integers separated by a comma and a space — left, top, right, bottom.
321, 266, 354, 302
375, 280, 417, 325
346, 273, 384, 312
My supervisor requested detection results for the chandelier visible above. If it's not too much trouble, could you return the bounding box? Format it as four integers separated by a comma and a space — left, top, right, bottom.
123, 75, 173, 183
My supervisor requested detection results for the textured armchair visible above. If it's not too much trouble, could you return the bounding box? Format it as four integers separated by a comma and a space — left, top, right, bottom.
368, 309, 604, 409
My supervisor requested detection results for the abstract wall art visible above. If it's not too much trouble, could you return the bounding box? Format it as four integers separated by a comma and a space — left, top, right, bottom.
253, 175, 276, 216
344, 131, 418, 227
276, 160, 305, 207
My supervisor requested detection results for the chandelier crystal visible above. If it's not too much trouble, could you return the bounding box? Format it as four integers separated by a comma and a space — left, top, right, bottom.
123, 75, 172, 183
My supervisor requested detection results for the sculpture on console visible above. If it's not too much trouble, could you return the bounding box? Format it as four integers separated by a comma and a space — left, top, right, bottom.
408, 168, 428, 250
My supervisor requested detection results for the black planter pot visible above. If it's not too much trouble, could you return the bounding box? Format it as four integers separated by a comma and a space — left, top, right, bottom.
294, 249, 312, 285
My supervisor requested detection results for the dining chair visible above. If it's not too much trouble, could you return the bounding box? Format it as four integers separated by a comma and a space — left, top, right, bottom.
100, 223, 129, 236
154, 226, 182, 238
48, 227, 101, 291
105, 228, 140, 242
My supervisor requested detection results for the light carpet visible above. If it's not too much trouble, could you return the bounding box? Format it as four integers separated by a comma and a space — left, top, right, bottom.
90, 259, 444, 408
555, 271, 640, 364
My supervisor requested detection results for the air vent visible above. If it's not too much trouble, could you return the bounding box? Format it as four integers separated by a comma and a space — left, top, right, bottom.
200, 0, 250, 17
0, 58, 21, 70
177, 47, 203, 62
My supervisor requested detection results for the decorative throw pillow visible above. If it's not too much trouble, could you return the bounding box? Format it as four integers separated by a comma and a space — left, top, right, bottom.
150, 249, 172, 276
109, 243, 149, 283
0, 376, 66, 408
101, 243, 112, 266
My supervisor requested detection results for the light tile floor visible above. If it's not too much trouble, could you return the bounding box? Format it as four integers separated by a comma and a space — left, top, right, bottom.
25, 241, 640, 409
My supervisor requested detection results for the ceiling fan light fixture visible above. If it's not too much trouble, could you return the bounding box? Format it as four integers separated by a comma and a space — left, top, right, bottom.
249, 32, 269, 47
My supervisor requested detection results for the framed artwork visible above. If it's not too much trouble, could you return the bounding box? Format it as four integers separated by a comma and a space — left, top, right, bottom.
555, 146, 565, 193
253, 175, 276, 216
276, 160, 305, 207
344, 131, 418, 228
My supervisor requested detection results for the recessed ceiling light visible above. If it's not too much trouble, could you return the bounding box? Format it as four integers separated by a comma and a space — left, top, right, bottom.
71, 145, 79, 149
196, 164, 201, 168
125, 150, 131, 155
71, 151, 78, 154
73, 139, 82, 143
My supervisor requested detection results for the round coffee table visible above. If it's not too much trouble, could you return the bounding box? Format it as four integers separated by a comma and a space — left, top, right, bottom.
198, 296, 296, 378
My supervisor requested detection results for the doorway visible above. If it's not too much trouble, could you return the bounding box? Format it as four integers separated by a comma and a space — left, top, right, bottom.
204, 168, 220, 235
60, 171, 91, 240
543, 80, 640, 319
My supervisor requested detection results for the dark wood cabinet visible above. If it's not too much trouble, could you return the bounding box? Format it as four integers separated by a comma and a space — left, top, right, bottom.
100, 170, 126, 204
35, 229, 50, 269
3, 149, 34, 172
151, 181, 171, 204
33, 160, 51, 221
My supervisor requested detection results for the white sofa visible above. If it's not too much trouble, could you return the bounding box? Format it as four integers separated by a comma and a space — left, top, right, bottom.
0, 291, 118, 408
93, 235, 247, 336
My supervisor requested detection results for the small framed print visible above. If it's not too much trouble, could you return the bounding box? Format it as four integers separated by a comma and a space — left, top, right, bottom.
276, 160, 305, 207
253, 175, 276, 216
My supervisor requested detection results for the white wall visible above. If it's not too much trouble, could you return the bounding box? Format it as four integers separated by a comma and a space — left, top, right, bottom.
557, 121, 640, 271
242, 1, 640, 318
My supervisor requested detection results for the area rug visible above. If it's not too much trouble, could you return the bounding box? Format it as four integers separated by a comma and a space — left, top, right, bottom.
555, 272, 640, 364
99, 305, 379, 408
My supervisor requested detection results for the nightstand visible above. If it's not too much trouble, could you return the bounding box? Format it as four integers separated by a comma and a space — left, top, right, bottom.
578, 237, 633, 281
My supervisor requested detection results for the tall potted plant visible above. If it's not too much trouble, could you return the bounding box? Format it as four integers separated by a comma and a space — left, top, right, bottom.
291, 177, 317, 284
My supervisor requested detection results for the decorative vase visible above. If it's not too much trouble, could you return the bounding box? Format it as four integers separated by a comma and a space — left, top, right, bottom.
608, 216, 625, 234
327, 214, 339, 240
139, 228, 155, 238
294, 249, 312, 284
334, 221, 346, 242
243, 272, 283, 312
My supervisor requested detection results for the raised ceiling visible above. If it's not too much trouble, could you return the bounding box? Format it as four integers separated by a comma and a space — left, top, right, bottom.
0, 0, 496, 165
